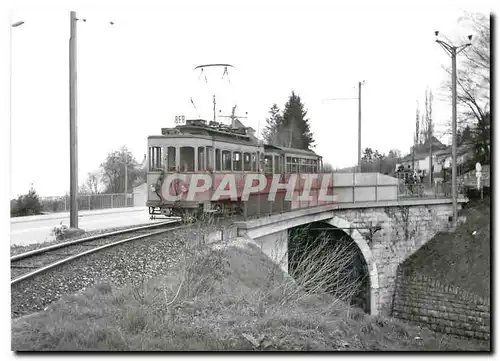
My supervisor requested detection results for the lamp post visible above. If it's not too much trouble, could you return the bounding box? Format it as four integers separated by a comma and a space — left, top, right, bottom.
435, 31, 472, 227
69, 13, 114, 225
10, 21, 24, 162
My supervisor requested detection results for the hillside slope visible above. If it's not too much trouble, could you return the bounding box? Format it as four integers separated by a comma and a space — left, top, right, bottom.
12, 237, 489, 351
402, 196, 491, 298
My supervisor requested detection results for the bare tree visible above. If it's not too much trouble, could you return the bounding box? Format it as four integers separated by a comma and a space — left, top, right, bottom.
439, 12, 490, 165
419, 88, 434, 145
413, 101, 420, 169
414, 102, 420, 145
322, 162, 334, 173
441, 12, 490, 128
85, 171, 101, 194
424, 88, 434, 184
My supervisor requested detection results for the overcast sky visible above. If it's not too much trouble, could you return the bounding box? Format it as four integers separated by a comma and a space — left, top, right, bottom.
9, 0, 492, 197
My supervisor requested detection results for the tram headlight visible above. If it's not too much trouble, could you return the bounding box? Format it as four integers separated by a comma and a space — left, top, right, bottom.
150, 184, 156, 192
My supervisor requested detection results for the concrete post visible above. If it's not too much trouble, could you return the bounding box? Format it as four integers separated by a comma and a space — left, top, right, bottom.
69, 11, 79, 228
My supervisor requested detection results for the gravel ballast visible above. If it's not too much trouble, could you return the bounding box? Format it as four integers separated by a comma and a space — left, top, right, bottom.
11, 218, 237, 318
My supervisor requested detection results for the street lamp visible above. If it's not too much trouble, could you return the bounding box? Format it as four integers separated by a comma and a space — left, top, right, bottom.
10, 20, 25, 187
10, 20, 26, 116
435, 31, 472, 227
69, 12, 115, 227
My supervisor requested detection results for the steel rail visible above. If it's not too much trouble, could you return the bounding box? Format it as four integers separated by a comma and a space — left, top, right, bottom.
11, 224, 188, 285
11, 218, 181, 262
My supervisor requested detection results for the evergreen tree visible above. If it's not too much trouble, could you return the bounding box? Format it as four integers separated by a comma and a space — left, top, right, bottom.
262, 104, 284, 145
281, 91, 315, 150
11, 185, 43, 217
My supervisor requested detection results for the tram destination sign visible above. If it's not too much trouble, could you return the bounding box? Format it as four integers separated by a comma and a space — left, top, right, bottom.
174, 115, 186, 126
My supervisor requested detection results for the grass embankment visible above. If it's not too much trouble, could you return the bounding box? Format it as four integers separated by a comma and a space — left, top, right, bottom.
402, 196, 491, 299
11, 233, 489, 351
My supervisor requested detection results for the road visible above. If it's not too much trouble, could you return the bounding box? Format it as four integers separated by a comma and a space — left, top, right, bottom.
10, 207, 165, 246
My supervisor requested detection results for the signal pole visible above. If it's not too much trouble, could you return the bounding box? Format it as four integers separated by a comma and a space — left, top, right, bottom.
69, 11, 79, 228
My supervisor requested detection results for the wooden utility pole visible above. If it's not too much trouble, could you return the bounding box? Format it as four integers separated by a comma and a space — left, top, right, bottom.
358, 81, 363, 173
69, 11, 79, 228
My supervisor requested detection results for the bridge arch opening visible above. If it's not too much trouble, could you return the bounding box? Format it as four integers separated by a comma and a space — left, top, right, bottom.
288, 217, 378, 314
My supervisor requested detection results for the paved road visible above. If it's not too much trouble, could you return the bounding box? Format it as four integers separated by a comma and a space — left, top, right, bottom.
10, 207, 165, 246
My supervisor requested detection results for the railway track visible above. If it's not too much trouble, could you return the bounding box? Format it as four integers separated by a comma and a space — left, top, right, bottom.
11, 219, 185, 285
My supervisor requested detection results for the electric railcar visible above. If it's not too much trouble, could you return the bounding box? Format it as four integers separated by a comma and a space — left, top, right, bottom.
146, 118, 333, 219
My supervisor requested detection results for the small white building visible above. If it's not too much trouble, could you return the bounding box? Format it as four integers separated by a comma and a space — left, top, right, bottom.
133, 181, 148, 207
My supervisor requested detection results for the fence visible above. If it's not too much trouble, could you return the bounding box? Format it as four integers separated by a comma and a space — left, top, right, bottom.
240, 172, 464, 221
40, 193, 134, 213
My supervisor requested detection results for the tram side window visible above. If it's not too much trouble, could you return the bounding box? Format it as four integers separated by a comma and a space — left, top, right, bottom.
264, 155, 274, 173
243, 152, 251, 171
179, 146, 195, 172
298, 158, 306, 173
167, 146, 176, 171
291, 157, 298, 173
215, 149, 222, 171
251, 153, 257, 171
233, 151, 242, 171
198, 147, 205, 171
222, 150, 232, 171
305, 159, 312, 173
149, 146, 163, 171
207, 146, 214, 171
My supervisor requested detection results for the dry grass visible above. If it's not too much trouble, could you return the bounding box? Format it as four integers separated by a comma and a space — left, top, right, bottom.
403, 196, 491, 298
11, 217, 490, 351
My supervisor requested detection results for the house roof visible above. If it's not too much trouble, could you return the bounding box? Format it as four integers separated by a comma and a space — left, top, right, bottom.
133, 180, 146, 188
410, 136, 447, 154
400, 143, 474, 164
400, 152, 428, 162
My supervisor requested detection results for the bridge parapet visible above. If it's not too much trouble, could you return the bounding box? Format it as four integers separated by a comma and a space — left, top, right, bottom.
241, 172, 463, 221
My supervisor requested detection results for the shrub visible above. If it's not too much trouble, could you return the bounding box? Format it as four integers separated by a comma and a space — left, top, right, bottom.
10, 186, 43, 217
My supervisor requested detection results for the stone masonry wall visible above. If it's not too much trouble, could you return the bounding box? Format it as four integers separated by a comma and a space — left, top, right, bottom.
392, 269, 490, 340
334, 203, 456, 314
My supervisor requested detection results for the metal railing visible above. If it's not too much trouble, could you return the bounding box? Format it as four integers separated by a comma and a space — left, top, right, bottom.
240, 173, 462, 221
40, 193, 134, 213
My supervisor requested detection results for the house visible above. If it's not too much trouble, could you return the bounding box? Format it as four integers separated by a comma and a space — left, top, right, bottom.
397, 136, 477, 182
434, 144, 475, 171
396, 136, 447, 176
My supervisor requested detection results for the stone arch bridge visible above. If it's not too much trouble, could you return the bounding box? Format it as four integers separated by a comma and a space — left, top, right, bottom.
234, 198, 467, 316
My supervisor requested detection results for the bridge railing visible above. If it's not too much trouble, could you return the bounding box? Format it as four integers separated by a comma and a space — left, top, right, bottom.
240, 172, 461, 221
